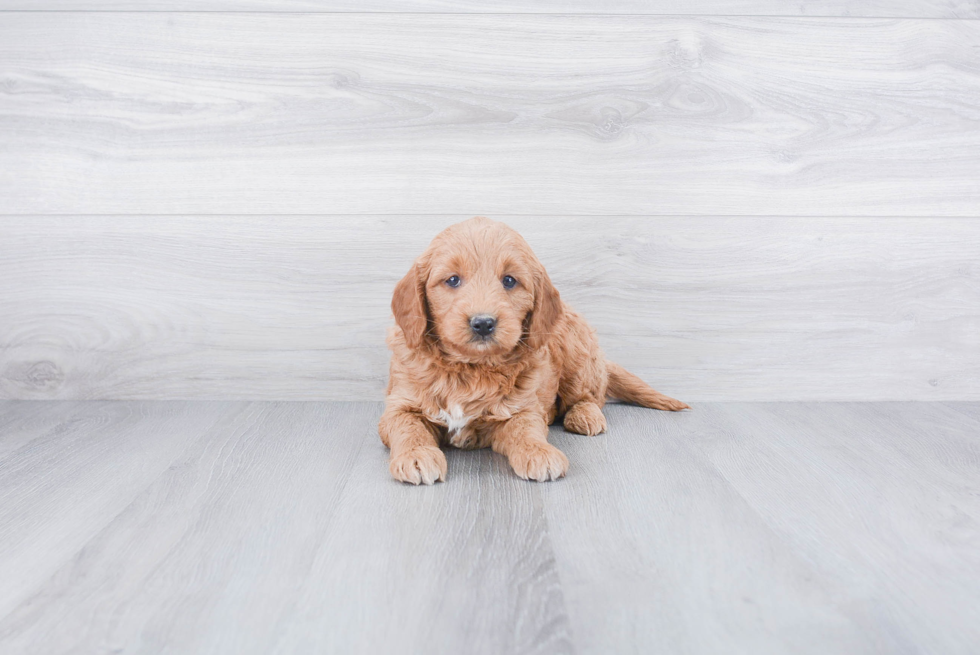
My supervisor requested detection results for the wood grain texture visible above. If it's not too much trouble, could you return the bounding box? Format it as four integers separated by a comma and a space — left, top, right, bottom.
271, 425, 573, 655
541, 402, 980, 654
945, 401, 980, 424
1, 216, 977, 401
0, 400, 573, 655
0, 400, 79, 458
697, 402, 980, 653
0, 401, 366, 653
0, 400, 248, 621
2, 14, 979, 216
0, 400, 978, 653
1, 1, 977, 16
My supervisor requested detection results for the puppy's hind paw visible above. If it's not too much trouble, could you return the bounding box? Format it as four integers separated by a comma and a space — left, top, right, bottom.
563, 401, 607, 436
390, 446, 447, 485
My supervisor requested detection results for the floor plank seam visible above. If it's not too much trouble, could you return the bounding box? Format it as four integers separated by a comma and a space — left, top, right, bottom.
1, 11, 979, 19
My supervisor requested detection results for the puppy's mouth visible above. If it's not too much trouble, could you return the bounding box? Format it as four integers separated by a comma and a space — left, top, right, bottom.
469, 335, 497, 348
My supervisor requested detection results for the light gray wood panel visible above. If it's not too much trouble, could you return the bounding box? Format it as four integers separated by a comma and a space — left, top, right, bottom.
2, 215, 977, 401
271, 420, 572, 654
2, 14, 979, 216
945, 401, 980, 424
1, 1, 976, 17
541, 405, 878, 655
541, 402, 980, 654
0, 401, 572, 655
0, 400, 247, 621
0, 402, 371, 654
2, 401, 978, 653
0, 400, 78, 459
692, 403, 980, 653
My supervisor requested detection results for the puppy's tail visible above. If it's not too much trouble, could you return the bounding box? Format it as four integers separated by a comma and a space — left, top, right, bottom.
605, 361, 690, 411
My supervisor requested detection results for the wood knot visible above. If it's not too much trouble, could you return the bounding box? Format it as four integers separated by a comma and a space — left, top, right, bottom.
18, 360, 65, 391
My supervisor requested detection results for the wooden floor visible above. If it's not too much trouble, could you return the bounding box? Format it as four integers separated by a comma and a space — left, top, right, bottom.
1, 401, 977, 654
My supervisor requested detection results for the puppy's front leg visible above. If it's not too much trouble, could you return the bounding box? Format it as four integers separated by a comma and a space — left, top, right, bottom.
491, 410, 568, 482
379, 409, 447, 485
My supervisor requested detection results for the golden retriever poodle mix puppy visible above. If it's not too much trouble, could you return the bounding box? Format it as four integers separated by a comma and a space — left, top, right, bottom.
379, 217, 689, 485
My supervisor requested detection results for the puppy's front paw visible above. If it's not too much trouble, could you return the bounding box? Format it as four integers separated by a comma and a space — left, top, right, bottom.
563, 401, 607, 436
390, 446, 447, 485
508, 441, 568, 482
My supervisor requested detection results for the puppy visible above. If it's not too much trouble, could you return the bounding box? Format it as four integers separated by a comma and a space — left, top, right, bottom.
379, 217, 688, 485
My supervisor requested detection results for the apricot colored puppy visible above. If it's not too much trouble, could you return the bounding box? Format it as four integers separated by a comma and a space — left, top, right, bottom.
379, 217, 688, 484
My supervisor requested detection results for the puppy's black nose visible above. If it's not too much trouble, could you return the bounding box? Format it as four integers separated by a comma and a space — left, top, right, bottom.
470, 314, 497, 337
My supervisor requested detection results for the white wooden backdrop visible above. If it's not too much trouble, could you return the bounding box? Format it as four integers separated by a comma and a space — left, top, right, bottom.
1, 4, 978, 401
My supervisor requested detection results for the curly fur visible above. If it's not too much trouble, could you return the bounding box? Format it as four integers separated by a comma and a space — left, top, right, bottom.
379, 217, 689, 484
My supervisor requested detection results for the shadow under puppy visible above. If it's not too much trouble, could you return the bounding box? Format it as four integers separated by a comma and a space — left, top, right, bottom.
379, 217, 688, 484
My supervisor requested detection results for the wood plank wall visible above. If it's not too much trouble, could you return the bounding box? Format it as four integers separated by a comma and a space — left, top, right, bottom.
1, 4, 978, 401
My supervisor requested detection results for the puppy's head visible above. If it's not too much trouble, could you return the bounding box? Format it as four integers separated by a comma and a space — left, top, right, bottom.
392, 217, 562, 361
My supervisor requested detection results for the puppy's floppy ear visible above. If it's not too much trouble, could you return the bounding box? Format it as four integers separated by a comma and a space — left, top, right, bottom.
527, 265, 562, 350
392, 262, 428, 349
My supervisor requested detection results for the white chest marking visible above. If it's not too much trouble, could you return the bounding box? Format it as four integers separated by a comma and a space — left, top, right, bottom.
436, 405, 472, 436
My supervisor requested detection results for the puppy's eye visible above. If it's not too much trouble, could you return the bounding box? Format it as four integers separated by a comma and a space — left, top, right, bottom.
502, 275, 517, 289
446, 275, 461, 288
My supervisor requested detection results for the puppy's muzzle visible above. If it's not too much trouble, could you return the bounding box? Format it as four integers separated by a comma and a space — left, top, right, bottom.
469, 314, 497, 339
